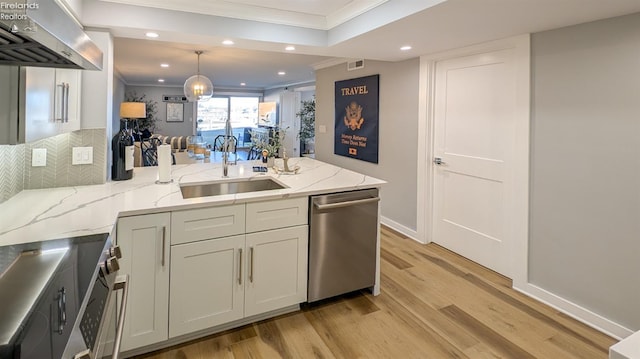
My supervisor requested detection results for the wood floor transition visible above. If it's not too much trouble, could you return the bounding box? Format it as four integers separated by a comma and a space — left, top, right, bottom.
133, 226, 615, 359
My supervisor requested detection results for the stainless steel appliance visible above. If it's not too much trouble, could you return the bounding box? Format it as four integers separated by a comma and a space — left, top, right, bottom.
0, 233, 128, 359
0, 0, 103, 70
308, 188, 380, 302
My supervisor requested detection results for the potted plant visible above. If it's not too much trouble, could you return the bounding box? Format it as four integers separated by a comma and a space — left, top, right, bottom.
125, 92, 159, 140
296, 97, 315, 154
249, 126, 287, 166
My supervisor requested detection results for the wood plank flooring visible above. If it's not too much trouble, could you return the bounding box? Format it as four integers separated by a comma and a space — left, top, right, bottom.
133, 226, 615, 359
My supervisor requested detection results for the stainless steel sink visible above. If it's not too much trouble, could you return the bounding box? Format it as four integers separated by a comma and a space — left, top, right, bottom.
180, 178, 287, 199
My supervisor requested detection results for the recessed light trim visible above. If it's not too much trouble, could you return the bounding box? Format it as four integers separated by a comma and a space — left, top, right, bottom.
145, 32, 159, 38
400, 45, 412, 51
285, 46, 295, 51
222, 40, 234, 45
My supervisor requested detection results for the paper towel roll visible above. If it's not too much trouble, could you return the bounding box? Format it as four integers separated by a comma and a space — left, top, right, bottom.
158, 144, 171, 183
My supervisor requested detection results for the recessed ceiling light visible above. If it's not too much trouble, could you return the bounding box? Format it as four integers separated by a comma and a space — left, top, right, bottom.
158, 79, 165, 83
240, 82, 246, 86
160, 63, 169, 68
285, 46, 295, 51
145, 32, 159, 38
222, 40, 234, 45
278, 71, 286, 76
400, 45, 412, 51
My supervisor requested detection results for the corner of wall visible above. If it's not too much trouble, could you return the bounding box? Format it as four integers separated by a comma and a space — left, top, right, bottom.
0, 144, 25, 203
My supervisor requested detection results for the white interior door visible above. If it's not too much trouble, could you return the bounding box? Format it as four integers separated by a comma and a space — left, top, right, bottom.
432, 49, 517, 277
279, 91, 301, 157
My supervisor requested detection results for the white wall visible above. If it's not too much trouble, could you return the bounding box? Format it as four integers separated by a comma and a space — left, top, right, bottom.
113, 75, 126, 132
82, 30, 114, 181
315, 59, 420, 235
529, 12, 640, 333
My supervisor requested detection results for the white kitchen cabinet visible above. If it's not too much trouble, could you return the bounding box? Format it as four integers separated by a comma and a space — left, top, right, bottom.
168, 199, 308, 338
116, 213, 170, 352
245, 225, 308, 316
246, 197, 307, 233
169, 234, 245, 337
24, 67, 81, 143
169, 227, 308, 338
171, 204, 245, 245
56, 69, 81, 134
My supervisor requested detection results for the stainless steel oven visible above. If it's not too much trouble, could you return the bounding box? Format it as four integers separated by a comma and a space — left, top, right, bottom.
0, 233, 128, 359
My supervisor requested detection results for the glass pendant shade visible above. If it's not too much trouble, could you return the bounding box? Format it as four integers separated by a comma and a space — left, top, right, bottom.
184, 74, 213, 102
184, 50, 213, 102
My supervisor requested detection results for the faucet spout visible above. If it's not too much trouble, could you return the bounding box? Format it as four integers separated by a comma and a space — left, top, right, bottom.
223, 151, 229, 177
222, 118, 232, 177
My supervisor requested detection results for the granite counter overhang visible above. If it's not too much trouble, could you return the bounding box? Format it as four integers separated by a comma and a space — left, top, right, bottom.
0, 157, 386, 247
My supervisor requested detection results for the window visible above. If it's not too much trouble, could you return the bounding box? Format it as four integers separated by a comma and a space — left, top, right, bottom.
197, 96, 259, 146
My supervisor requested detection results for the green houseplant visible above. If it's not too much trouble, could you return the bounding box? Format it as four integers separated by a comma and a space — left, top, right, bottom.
296, 97, 315, 154
250, 126, 287, 159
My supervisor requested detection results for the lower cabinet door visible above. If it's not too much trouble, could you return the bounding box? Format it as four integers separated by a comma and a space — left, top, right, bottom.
117, 213, 171, 352
244, 225, 308, 317
169, 235, 245, 338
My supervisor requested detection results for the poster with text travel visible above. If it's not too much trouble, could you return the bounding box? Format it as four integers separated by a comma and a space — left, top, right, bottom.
334, 74, 379, 164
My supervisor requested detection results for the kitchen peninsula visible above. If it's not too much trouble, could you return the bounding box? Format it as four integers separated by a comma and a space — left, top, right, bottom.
0, 157, 385, 356
0, 157, 384, 246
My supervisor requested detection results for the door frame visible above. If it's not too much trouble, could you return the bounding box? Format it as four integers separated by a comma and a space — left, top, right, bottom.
416, 34, 530, 285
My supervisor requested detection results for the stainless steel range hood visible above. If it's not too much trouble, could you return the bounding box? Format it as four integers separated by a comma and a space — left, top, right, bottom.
0, 0, 102, 70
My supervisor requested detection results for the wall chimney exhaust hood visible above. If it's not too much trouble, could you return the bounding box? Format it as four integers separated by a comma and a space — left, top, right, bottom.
0, 0, 102, 70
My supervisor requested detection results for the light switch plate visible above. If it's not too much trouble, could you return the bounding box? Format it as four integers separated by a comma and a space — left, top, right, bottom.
318, 125, 327, 133
32, 148, 47, 167
72, 147, 93, 165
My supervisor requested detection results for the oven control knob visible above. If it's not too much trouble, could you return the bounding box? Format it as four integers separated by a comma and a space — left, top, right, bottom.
105, 256, 120, 274
108, 245, 122, 259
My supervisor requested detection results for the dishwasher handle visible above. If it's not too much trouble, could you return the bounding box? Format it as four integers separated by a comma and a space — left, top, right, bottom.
313, 196, 379, 210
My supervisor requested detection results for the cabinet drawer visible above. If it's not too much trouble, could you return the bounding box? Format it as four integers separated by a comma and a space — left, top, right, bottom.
246, 197, 308, 233
171, 204, 245, 245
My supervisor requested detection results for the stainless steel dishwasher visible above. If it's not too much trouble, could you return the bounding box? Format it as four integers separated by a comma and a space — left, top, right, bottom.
308, 188, 380, 302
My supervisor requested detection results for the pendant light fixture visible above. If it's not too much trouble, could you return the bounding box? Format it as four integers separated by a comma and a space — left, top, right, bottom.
184, 50, 213, 102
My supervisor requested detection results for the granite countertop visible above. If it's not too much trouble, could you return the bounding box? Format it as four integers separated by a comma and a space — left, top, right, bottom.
0, 157, 385, 247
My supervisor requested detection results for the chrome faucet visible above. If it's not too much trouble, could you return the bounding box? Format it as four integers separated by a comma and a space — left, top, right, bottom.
222, 118, 232, 177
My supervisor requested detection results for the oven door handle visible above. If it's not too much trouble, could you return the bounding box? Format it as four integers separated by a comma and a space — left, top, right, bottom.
111, 274, 129, 359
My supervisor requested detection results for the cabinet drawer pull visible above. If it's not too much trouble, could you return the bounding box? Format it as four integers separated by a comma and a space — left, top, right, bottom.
64, 83, 70, 123
238, 248, 243, 285
249, 247, 254, 283
161, 226, 166, 267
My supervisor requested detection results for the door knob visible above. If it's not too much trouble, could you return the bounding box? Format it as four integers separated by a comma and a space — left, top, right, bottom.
433, 157, 446, 165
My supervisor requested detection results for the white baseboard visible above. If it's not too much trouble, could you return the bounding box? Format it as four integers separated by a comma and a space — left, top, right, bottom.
513, 282, 633, 340
380, 216, 422, 243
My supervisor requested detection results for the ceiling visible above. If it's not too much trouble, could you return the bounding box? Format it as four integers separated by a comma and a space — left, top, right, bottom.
85, 0, 640, 90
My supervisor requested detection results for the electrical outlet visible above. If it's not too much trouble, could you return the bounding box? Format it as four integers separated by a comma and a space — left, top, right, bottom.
318, 125, 327, 134
32, 148, 47, 167
72, 147, 93, 165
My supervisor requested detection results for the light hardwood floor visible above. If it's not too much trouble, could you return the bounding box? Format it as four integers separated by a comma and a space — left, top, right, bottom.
134, 226, 615, 359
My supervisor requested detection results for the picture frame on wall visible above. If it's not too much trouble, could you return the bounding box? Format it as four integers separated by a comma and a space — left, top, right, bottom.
166, 102, 184, 122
